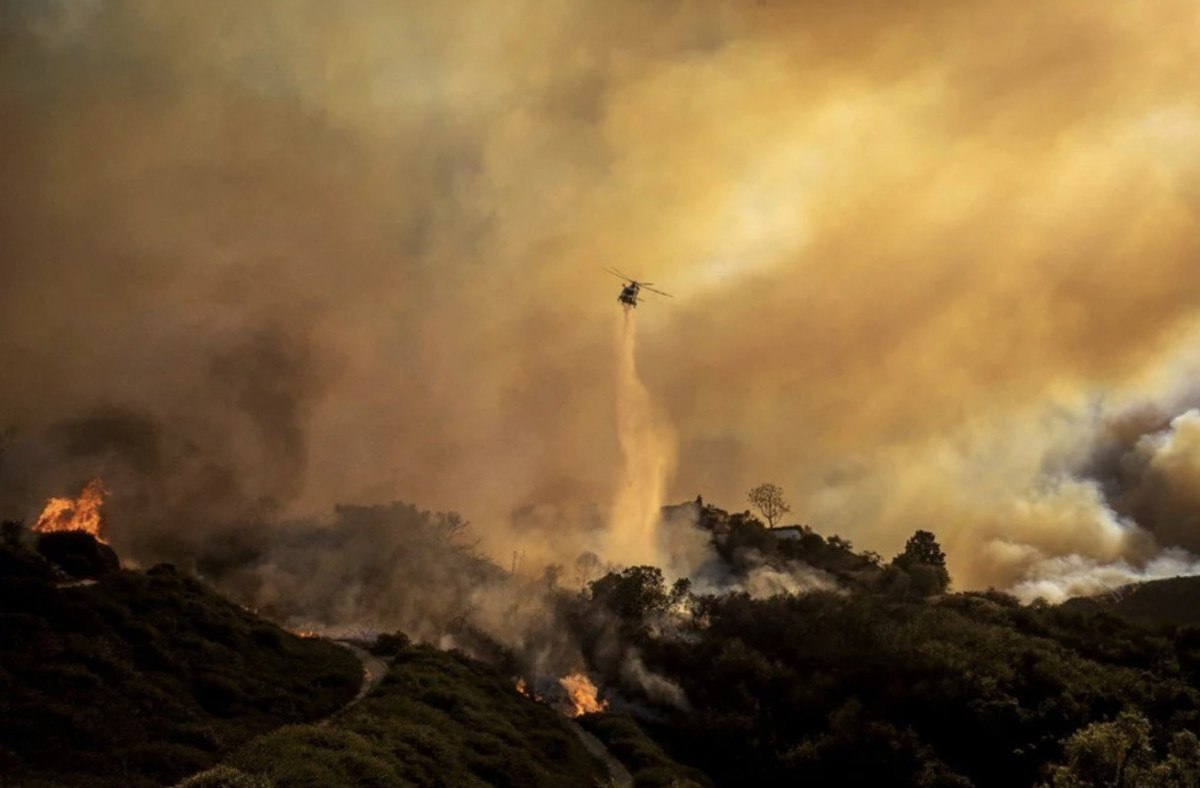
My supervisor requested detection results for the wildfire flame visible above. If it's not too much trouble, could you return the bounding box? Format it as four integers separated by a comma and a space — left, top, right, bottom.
33, 478, 108, 543
557, 673, 608, 718
514, 677, 544, 702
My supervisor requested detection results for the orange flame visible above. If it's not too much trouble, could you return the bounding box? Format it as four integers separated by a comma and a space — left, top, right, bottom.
34, 478, 108, 543
557, 673, 608, 717
514, 677, 544, 702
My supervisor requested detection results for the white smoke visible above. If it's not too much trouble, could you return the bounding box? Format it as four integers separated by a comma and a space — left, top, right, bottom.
1007, 548, 1200, 604
735, 561, 840, 600
696, 546, 840, 600
620, 649, 690, 710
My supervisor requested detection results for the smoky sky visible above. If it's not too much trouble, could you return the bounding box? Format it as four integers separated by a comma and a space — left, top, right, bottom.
2, 0, 1200, 589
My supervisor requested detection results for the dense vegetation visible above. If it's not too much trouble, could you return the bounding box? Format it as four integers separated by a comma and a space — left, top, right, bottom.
577, 712, 711, 788
0, 529, 362, 788
187, 644, 608, 787
562, 508, 1200, 787
9, 495, 1200, 787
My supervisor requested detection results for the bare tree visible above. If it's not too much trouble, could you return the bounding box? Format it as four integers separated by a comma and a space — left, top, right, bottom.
449, 603, 477, 634
747, 483, 791, 528
574, 551, 602, 588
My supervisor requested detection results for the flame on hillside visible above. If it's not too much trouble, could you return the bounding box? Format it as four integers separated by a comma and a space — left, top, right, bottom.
557, 673, 608, 717
514, 677, 544, 702
33, 478, 108, 543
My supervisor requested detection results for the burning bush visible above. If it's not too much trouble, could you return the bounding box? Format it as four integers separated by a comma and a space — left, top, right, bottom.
557, 672, 609, 718
27, 477, 118, 578
33, 478, 108, 543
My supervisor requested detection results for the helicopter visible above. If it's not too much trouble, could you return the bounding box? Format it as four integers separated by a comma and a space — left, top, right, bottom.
604, 267, 673, 307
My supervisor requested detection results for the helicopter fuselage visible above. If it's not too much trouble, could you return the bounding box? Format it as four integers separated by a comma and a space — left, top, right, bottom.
606, 268, 670, 306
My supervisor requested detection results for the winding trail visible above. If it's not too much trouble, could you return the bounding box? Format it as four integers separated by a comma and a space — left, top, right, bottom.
329, 644, 632, 786
568, 720, 634, 788
179, 639, 634, 787
325, 641, 389, 719
174, 639, 389, 786
55, 578, 98, 589
327, 644, 632, 786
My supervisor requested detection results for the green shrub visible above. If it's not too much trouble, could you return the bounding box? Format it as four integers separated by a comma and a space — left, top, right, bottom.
0, 540, 361, 787
215, 646, 608, 788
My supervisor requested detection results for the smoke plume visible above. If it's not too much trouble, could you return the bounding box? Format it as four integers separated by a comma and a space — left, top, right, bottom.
1, 0, 1200, 601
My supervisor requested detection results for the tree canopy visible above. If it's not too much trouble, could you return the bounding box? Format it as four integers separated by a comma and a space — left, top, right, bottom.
747, 483, 791, 528
891, 530, 951, 595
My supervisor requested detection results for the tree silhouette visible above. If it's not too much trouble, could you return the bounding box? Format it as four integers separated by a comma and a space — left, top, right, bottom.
588, 566, 671, 633
747, 483, 791, 528
892, 530, 950, 594
574, 551, 603, 587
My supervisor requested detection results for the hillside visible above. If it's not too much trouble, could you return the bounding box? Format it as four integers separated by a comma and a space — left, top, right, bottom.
8, 505, 1200, 787
185, 644, 611, 787
0, 532, 363, 788
1062, 575, 1200, 628
555, 512, 1200, 787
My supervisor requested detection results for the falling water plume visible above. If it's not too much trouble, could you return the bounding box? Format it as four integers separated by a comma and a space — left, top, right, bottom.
606, 308, 677, 567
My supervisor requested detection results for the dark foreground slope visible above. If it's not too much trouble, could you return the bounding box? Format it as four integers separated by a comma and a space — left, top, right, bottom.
186, 644, 609, 788
1063, 575, 1200, 628
577, 712, 711, 788
0, 535, 362, 788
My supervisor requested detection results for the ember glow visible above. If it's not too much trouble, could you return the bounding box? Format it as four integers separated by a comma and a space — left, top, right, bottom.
557, 673, 608, 718
33, 478, 108, 543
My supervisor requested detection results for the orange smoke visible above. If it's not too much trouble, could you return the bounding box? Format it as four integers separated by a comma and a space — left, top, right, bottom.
33, 478, 108, 543
557, 673, 609, 717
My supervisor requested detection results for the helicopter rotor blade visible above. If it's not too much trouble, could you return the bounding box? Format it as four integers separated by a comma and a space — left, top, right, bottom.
606, 266, 639, 282
603, 267, 631, 282
641, 285, 673, 298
